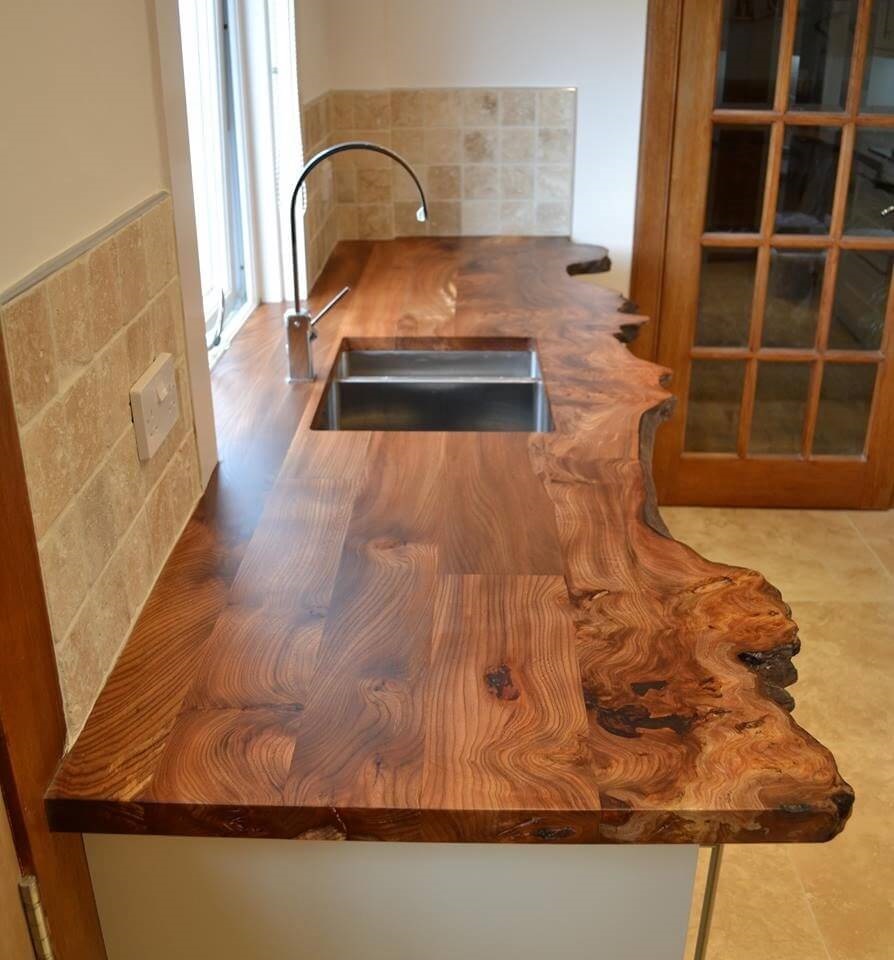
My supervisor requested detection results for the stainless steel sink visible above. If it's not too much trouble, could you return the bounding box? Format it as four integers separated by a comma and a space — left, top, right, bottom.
311, 340, 554, 432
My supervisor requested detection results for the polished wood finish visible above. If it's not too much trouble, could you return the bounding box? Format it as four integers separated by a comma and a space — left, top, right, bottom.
48, 238, 852, 844
637, 0, 894, 507
0, 327, 106, 958
629, 0, 684, 363
0, 787, 32, 960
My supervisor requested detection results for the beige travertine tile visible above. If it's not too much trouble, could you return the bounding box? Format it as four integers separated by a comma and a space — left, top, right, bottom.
500, 127, 535, 163
463, 165, 499, 200
391, 127, 425, 164
10, 191, 200, 742
501, 89, 535, 126
356, 204, 393, 240
39, 501, 95, 640
424, 127, 461, 164
2, 285, 57, 424
391, 89, 423, 127
394, 202, 429, 237
145, 437, 196, 569
115, 507, 156, 618
357, 168, 392, 203
20, 399, 73, 538
393, 165, 426, 202
46, 257, 93, 381
87, 234, 122, 351
537, 127, 574, 164
337, 205, 358, 240
848, 510, 894, 579
538, 88, 575, 126
660, 508, 892, 602
789, 789, 893, 960
684, 846, 830, 960
535, 201, 571, 235
463, 129, 498, 163
97, 332, 132, 449
461, 200, 500, 235
62, 364, 107, 491
463, 89, 499, 126
333, 155, 356, 199
76, 466, 120, 589
55, 628, 104, 734
354, 91, 390, 130
104, 429, 145, 539
427, 165, 461, 201
126, 306, 154, 385
142, 198, 177, 297
151, 281, 186, 360
500, 201, 535, 234
427, 201, 460, 237
117, 219, 148, 323
536, 164, 573, 201
351, 129, 392, 162
423, 89, 462, 127
501, 165, 534, 200
332, 90, 354, 129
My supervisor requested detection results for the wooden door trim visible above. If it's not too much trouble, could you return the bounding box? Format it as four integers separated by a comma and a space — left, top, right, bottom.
640, 0, 894, 507
628, 0, 685, 363
0, 330, 106, 957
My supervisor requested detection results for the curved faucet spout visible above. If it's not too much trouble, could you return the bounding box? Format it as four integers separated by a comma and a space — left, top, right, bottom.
289, 140, 428, 313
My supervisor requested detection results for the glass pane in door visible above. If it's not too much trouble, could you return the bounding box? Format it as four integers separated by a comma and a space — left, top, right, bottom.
685, 360, 746, 452
829, 250, 892, 350
751, 361, 811, 453
775, 126, 842, 233
763, 248, 825, 347
789, 0, 858, 111
861, 0, 894, 113
716, 0, 785, 108
706, 125, 771, 232
844, 129, 894, 236
813, 363, 877, 454
696, 249, 756, 346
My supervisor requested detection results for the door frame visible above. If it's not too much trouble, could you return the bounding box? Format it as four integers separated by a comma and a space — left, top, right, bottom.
629, 0, 686, 367
0, 330, 107, 957
630, 0, 894, 508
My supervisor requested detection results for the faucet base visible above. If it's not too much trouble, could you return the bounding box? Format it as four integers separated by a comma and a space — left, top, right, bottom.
285, 310, 315, 382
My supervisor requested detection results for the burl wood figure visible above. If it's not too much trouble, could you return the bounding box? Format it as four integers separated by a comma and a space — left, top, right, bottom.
47, 238, 854, 844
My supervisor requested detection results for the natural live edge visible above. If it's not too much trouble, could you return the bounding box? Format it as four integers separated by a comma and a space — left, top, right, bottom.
46, 238, 854, 845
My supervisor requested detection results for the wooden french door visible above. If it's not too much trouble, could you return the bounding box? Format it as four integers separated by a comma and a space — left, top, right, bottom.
654, 0, 894, 507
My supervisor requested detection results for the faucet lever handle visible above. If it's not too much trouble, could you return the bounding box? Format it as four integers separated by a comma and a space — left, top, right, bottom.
309, 285, 351, 328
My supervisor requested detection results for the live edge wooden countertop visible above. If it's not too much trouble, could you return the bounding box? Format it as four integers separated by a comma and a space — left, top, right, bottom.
47, 238, 853, 844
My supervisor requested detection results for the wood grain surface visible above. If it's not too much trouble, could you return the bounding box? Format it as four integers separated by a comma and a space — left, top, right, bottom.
47, 238, 853, 844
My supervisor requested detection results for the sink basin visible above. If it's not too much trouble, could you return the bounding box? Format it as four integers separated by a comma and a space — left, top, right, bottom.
311, 339, 554, 432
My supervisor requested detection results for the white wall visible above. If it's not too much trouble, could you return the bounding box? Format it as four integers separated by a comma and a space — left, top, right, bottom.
296, 0, 335, 102
0, 0, 170, 291
316, 0, 648, 293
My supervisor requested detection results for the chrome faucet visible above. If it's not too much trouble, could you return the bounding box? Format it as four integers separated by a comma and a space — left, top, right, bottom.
285, 141, 429, 381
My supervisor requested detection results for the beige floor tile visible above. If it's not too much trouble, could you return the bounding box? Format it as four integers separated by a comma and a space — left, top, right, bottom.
790, 602, 894, 782
660, 507, 892, 603
784, 601, 894, 960
848, 510, 894, 582
684, 846, 830, 960
669, 507, 894, 960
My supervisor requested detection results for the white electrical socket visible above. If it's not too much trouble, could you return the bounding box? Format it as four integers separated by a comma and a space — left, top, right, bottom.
130, 353, 179, 461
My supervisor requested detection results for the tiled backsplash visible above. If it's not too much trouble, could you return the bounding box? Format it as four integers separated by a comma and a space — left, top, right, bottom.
300, 94, 339, 290
299, 87, 576, 261
0, 196, 201, 737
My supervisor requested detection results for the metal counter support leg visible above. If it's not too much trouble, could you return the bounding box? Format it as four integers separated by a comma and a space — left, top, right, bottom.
692, 844, 723, 960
